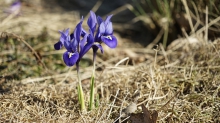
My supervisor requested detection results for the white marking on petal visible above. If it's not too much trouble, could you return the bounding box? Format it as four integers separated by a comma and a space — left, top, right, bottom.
94, 42, 100, 45
68, 52, 73, 58
105, 35, 112, 40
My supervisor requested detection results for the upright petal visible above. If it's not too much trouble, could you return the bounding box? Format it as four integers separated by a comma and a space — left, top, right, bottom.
104, 15, 113, 26
87, 11, 97, 33
94, 28, 101, 42
63, 51, 79, 67
88, 29, 94, 43
64, 28, 70, 35
105, 22, 113, 35
79, 33, 94, 59
97, 16, 103, 25
70, 38, 78, 52
55, 29, 70, 50
59, 28, 69, 43
59, 32, 66, 43
99, 22, 106, 35
80, 34, 88, 52
101, 35, 117, 48
63, 36, 71, 51
74, 19, 83, 43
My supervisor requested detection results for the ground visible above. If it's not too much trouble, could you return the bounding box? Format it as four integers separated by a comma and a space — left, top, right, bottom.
0, 0, 220, 122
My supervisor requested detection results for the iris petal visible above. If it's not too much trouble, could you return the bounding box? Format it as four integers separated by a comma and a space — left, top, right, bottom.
70, 33, 74, 39
99, 22, 106, 35
59, 33, 66, 43
80, 34, 88, 51
63, 51, 79, 67
74, 19, 83, 43
59, 29, 69, 43
70, 39, 78, 52
105, 22, 113, 35
54, 41, 63, 50
81, 28, 87, 37
93, 44, 104, 53
87, 11, 97, 33
97, 16, 103, 25
63, 37, 71, 51
94, 28, 101, 42
101, 35, 117, 48
64, 28, 70, 35
104, 15, 113, 25
79, 33, 94, 59
79, 42, 93, 59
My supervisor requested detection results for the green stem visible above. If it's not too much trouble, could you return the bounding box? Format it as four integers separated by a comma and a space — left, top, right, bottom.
163, 23, 169, 49
76, 63, 85, 111
89, 52, 96, 110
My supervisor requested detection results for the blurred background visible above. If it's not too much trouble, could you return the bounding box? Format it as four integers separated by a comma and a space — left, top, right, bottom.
0, 0, 220, 80
1, 1, 220, 122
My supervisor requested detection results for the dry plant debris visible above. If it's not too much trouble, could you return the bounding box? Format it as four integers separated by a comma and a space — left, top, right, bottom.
1, 35, 220, 122
1, 1, 220, 122
129, 104, 158, 123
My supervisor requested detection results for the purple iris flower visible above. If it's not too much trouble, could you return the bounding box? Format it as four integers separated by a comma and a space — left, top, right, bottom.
87, 11, 97, 34
86, 11, 104, 54
54, 18, 95, 67
4, 0, 21, 15
77, 11, 104, 62
54, 28, 70, 50
54, 20, 82, 66
62, 22, 82, 67
79, 30, 94, 59
95, 15, 117, 48
78, 11, 97, 57
54, 11, 117, 67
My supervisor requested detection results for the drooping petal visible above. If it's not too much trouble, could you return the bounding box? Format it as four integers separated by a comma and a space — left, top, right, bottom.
54, 41, 63, 50
87, 11, 97, 33
105, 22, 113, 35
63, 51, 79, 67
101, 35, 117, 48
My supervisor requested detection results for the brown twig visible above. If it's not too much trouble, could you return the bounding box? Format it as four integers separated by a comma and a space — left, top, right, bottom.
0, 31, 48, 71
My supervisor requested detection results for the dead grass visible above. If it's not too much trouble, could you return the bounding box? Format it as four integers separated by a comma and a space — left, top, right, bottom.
1, 35, 220, 122
0, 1, 220, 123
